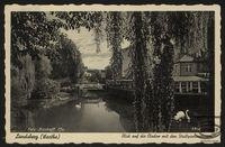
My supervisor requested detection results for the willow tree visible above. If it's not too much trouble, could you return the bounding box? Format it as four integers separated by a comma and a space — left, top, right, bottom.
106, 12, 123, 80
130, 12, 149, 131
125, 12, 176, 132
161, 38, 175, 131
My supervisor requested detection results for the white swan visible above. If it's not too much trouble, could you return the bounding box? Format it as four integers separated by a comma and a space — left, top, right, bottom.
174, 110, 190, 123
75, 102, 81, 110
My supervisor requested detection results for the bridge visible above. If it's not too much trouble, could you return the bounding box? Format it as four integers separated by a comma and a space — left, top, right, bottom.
76, 83, 105, 91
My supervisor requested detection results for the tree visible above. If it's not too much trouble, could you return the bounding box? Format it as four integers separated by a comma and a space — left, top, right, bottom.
106, 12, 123, 80
49, 36, 84, 83
105, 66, 113, 80
11, 12, 57, 100
11, 12, 80, 100
151, 35, 174, 131
130, 12, 149, 131
11, 54, 35, 100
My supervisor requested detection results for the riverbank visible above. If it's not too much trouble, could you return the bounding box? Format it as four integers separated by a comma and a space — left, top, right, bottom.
11, 92, 80, 131
41, 92, 79, 109
12, 92, 80, 110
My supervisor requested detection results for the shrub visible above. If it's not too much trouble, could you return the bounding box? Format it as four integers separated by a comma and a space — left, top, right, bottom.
32, 78, 60, 99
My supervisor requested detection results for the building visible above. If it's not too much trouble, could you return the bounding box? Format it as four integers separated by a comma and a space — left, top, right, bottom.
99, 70, 106, 79
173, 54, 209, 95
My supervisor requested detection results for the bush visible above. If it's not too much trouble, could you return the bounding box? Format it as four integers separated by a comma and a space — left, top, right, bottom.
32, 78, 60, 99
31, 55, 61, 99
35, 55, 52, 79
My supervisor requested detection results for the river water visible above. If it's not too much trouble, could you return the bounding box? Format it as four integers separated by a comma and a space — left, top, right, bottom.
12, 92, 135, 132
11, 91, 209, 132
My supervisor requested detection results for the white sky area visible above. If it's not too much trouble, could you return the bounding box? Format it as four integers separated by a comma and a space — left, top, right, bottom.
61, 27, 130, 70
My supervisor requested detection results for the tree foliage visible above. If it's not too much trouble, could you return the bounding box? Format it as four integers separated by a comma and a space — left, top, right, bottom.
48, 36, 84, 83
11, 12, 84, 100
106, 12, 124, 80
130, 12, 149, 131
53, 12, 104, 53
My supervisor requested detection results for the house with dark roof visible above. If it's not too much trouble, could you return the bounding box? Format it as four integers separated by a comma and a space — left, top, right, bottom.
173, 54, 209, 95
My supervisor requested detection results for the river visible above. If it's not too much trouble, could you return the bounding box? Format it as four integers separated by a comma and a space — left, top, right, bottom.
11, 91, 210, 132
11, 91, 135, 132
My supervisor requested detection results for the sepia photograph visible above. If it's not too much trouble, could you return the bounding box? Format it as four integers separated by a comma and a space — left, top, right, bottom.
4, 5, 221, 144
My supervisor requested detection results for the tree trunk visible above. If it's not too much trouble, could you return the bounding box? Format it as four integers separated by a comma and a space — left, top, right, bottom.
132, 12, 149, 131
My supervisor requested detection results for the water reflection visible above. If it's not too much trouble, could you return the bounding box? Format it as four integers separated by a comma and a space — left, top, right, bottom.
11, 93, 134, 132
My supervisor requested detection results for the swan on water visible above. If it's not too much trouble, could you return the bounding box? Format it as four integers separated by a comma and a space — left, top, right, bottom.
75, 102, 81, 109
174, 110, 190, 123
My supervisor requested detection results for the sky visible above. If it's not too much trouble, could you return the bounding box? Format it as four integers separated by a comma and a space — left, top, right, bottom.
61, 27, 130, 70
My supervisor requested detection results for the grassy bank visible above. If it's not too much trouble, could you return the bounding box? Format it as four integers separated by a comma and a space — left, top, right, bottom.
12, 92, 79, 110
41, 92, 79, 109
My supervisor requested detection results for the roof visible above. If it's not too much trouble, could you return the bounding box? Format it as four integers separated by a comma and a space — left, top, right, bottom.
179, 54, 195, 62
173, 76, 208, 82
174, 54, 207, 64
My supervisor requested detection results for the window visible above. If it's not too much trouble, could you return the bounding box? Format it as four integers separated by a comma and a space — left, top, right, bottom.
186, 64, 192, 72
174, 64, 179, 75
181, 82, 187, 93
187, 82, 192, 92
201, 82, 207, 93
174, 82, 180, 92
192, 82, 198, 93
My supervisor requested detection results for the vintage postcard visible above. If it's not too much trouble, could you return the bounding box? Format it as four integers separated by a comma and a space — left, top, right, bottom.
4, 4, 221, 144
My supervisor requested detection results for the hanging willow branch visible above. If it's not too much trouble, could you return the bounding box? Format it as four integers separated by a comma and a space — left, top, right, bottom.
92, 12, 104, 53
144, 12, 175, 132
106, 12, 123, 80
131, 12, 150, 131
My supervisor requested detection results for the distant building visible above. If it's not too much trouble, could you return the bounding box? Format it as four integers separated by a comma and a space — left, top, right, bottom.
173, 54, 209, 94
99, 70, 106, 79
81, 69, 106, 83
